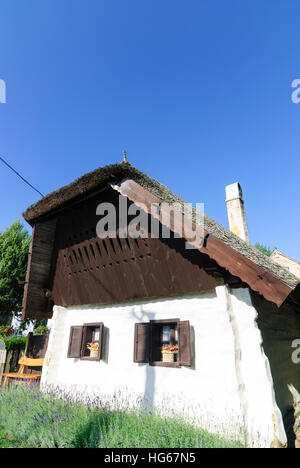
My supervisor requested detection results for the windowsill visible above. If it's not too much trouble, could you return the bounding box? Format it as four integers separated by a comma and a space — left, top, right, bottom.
149, 361, 181, 368
80, 356, 100, 361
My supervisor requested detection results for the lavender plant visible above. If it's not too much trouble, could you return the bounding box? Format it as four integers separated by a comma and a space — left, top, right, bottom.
0, 384, 244, 448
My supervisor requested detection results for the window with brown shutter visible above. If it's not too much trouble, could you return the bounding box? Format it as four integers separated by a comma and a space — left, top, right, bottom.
67, 326, 83, 358
134, 323, 150, 363
178, 320, 192, 367
133, 319, 192, 368
67, 323, 104, 361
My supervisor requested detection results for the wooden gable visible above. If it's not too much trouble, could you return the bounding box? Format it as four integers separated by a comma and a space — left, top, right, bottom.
23, 187, 218, 318
22, 176, 299, 319
50, 187, 217, 309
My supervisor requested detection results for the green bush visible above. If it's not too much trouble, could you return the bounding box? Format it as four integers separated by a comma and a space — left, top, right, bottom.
0, 386, 244, 449
2, 336, 27, 351
34, 324, 50, 336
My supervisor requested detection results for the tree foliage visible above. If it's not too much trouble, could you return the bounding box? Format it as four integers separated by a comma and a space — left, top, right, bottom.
254, 242, 276, 257
0, 221, 31, 318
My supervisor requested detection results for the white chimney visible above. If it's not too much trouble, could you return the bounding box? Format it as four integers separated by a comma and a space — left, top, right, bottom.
225, 182, 250, 243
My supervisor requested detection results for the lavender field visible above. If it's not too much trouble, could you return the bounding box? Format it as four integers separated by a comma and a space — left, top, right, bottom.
0, 385, 243, 448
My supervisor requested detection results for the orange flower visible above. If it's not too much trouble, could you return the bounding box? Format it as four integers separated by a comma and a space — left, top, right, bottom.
161, 344, 179, 354
87, 342, 99, 351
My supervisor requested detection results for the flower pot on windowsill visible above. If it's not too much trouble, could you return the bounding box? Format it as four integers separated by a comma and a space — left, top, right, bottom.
162, 353, 175, 363
90, 349, 98, 358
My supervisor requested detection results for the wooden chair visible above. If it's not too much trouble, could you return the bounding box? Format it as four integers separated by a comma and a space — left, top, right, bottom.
2, 357, 44, 388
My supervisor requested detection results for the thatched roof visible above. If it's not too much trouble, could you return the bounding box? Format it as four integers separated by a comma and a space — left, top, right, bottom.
23, 163, 300, 294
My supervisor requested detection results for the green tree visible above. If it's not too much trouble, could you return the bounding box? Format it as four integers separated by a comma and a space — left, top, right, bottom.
254, 242, 276, 257
0, 221, 31, 321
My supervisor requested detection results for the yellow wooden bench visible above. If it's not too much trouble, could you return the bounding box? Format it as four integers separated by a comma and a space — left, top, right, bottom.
2, 357, 44, 388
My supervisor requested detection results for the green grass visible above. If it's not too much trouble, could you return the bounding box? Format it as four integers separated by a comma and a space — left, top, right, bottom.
0, 428, 19, 448
0, 385, 244, 448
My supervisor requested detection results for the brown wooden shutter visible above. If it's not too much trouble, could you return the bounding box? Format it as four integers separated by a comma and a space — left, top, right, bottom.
178, 320, 192, 366
98, 323, 104, 360
134, 323, 150, 363
67, 326, 83, 358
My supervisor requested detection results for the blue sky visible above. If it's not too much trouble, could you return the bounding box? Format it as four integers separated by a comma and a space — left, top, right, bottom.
0, 0, 299, 260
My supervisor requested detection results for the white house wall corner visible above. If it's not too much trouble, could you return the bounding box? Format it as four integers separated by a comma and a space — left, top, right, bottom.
224, 285, 287, 447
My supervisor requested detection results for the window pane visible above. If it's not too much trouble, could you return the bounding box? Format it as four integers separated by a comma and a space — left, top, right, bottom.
162, 325, 171, 342
94, 328, 100, 341
174, 327, 178, 343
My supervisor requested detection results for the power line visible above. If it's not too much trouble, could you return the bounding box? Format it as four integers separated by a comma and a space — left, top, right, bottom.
0, 156, 44, 198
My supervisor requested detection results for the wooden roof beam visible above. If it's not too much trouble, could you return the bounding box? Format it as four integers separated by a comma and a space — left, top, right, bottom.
110, 178, 294, 308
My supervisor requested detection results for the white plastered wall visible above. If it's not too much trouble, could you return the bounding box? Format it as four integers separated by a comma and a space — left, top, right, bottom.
42, 287, 284, 447
222, 286, 286, 447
